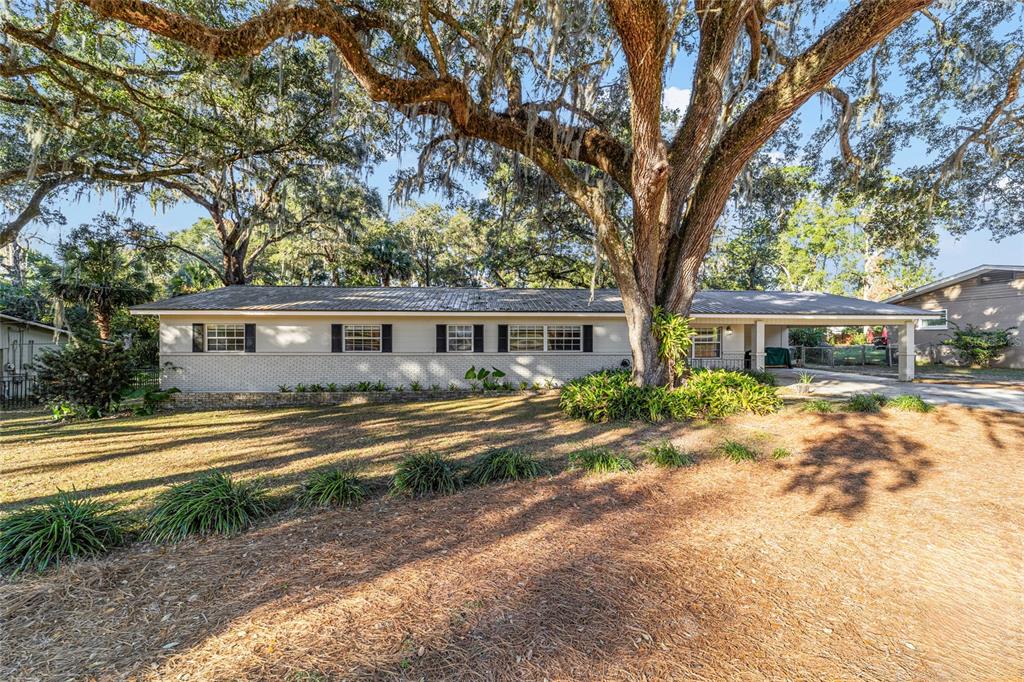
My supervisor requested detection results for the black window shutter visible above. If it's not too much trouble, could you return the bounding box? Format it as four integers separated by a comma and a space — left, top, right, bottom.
244, 323, 256, 353
473, 324, 484, 353
582, 325, 594, 352
192, 323, 204, 353
497, 324, 508, 353
436, 324, 447, 353
331, 324, 343, 353
381, 324, 393, 352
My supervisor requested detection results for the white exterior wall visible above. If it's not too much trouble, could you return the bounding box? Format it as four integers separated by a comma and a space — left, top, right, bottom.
1, 321, 67, 373
155, 313, 926, 392
160, 315, 632, 392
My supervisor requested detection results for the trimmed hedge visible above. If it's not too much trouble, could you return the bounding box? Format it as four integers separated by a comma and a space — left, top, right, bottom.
560, 368, 782, 423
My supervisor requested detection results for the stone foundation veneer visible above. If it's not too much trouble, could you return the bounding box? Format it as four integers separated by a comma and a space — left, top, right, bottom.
159, 352, 630, 393
168, 388, 559, 410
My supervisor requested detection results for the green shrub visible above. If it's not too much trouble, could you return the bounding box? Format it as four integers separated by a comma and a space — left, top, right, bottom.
743, 369, 777, 386
560, 368, 781, 423
120, 386, 180, 416
568, 447, 635, 474
720, 440, 757, 462
0, 491, 132, 575
299, 470, 367, 508
466, 448, 544, 484
391, 452, 460, 497
678, 369, 783, 420
33, 340, 137, 418
844, 393, 887, 413
770, 447, 791, 460
941, 323, 1016, 367
651, 306, 696, 386
800, 399, 835, 413
144, 471, 273, 543
645, 441, 695, 468
885, 394, 934, 413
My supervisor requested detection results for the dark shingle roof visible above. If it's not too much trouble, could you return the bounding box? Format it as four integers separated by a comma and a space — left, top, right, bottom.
132, 286, 935, 317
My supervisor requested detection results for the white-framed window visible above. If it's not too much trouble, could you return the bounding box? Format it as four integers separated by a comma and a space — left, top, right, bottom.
547, 325, 582, 351
509, 325, 545, 352
917, 309, 948, 330
343, 324, 381, 352
691, 327, 722, 359
508, 324, 583, 352
447, 324, 474, 352
206, 323, 245, 352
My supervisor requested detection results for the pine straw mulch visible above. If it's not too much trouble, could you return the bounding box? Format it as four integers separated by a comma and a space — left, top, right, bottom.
1, 404, 1022, 681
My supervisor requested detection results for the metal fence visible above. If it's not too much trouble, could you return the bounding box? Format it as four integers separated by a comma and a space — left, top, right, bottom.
129, 368, 161, 392
794, 345, 897, 368
0, 367, 160, 412
1, 373, 38, 410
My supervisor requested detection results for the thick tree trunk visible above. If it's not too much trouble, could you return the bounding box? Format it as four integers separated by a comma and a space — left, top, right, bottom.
221, 250, 248, 285
621, 289, 667, 386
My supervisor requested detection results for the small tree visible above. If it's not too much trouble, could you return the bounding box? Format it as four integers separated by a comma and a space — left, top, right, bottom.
651, 307, 696, 388
33, 340, 136, 418
789, 328, 827, 347
50, 215, 154, 340
941, 324, 1017, 368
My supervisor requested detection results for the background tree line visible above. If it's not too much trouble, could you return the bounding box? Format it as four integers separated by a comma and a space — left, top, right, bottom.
2, 1, 1021, 382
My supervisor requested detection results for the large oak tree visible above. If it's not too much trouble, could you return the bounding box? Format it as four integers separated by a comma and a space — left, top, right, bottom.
49, 0, 1024, 383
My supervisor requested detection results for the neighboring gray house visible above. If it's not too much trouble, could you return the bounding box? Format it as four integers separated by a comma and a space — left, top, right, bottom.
131, 287, 937, 393
884, 265, 1024, 369
1, 313, 71, 375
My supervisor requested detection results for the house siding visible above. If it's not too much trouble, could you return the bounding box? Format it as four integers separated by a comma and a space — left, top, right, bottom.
160, 315, 632, 392
897, 269, 1024, 369
1, 320, 66, 374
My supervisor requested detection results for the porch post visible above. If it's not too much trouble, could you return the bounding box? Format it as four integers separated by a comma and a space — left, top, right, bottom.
753, 320, 766, 371
898, 321, 915, 382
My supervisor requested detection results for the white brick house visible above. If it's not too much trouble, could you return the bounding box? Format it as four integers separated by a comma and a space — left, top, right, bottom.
131, 287, 938, 392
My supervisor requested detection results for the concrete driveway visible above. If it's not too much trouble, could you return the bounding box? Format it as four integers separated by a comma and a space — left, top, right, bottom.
774, 368, 1024, 412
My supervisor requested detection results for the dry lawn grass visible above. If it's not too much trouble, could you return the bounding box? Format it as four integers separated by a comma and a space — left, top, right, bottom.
1, 396, 1022, 681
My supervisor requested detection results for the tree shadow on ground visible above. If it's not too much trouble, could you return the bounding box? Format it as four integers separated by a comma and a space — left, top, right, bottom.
0, 472, 732, 680
1, 396, 686, 512
779, 410, 934, 519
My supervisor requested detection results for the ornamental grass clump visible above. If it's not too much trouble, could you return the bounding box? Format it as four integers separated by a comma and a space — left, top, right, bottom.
844, 393, 887, 413
720, 440, 757, 462
0, 491, 132, 575
568, 447, 635, 474
466, 448, 544, 484
885, 394, 934, 413
391, 452, 460, 497
645, 441, 695, 468
800, 399, 835, 413
144, 471, 273, 543
299, 469, 368, 508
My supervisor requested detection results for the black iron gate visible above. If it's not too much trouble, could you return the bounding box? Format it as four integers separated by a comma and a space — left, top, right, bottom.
1, 373, 38, 410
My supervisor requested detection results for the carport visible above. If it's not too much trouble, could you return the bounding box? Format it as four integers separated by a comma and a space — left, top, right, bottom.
686, 291, 943, 382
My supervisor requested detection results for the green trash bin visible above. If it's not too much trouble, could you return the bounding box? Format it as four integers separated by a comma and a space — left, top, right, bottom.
765, 347, 791, 368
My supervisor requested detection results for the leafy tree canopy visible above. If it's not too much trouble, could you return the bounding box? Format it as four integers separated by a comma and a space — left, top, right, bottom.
4, 0, 1021, 384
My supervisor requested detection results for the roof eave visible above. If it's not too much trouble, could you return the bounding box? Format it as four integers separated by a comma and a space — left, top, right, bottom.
883, 264, 1024, 303
132, 308, 940, 320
